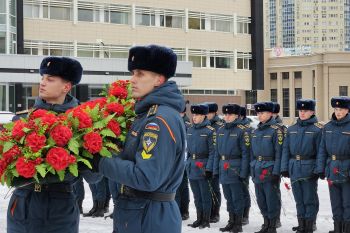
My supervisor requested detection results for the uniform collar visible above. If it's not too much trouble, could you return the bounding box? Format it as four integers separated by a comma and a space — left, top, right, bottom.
194, 118, 210, 129
258, 117, 276, 129
297, 115, 318, 126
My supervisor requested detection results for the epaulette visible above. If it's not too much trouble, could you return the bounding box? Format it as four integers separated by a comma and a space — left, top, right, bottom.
16, 109, 31, 115
237, 124, 245, 130
270, 125, 279, 130
245, 124, 251, 128
206, 125, 215, 131
185, 121, 192, 126
215, 121, 224, 126
147, 105, 158, 117
314, 122, 324, 129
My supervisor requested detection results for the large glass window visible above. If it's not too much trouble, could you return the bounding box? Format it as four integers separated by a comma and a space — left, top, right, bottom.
210, 56, 232, 69
189, 55, 206, 68
0, 1, 5, 13
339, 86, 348, 96
78, 8, 93, 22
50, 6, 71, 20
211, 19, 232, 32
295, 88, 302, 116
237, 22, 250, 34
163, 15, 183, 28
188, 13, 205, 30
0, 31, 5, 53
136, 12, 155, 26
271, 89, 277, 102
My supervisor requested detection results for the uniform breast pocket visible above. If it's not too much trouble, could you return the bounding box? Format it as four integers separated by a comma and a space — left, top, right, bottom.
8, 189, 31, 221
117, 198, 149, 233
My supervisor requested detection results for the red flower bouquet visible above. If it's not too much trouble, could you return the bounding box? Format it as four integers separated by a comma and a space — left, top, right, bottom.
0, 80, 135, 187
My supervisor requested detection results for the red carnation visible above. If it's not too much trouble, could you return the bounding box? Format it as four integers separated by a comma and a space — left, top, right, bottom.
25, 132, 46, 152
40, 114, 57, 129
50, 125, 73, 147
83, 132, 103, 154
109, 84, 128, 99
16, 157, 36, 178
73, 109, 93, 129
284, 182, 291, 190
259, 174, 265, 181
46, 147, 75, 171
0, 159, 7, 177
30, 109, 49, 119
327, 179, 333, 186
106, 103, 125, 116
12, 120, 26, 140
261, 169, 269, 175
333, 167, 339, 175
2, 145, 21, 164
195, 161, 204, 169
107, 120, 122, 136
223, 162, 230, 170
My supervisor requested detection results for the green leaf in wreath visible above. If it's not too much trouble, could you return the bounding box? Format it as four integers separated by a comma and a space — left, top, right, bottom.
3, 142, 14, 153
36, 164, 47, 178
82, 150, 93, 159
93, 121, 105, 129
90, 104, 100, 121
100, 147, 112, 158
105, 142, 119, 151
3, 122, 14, 131
68, 138, 79, 155
77, 158, 92, 169
11, 169, 19, 177
33, 173, 39, 183
69, 164, 78, 177
100, 129, 116, 138
57, 170, 65, 181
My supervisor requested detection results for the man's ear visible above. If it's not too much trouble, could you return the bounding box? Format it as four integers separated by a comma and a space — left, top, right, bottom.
155, 75, 166, 87
63, 81, 72, 94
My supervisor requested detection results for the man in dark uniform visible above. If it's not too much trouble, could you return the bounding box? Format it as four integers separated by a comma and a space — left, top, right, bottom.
281, 99, 322, 233
250, 102, 282, 233
88, 45, 186, 233
214, 104, 249, 233
175, 106, 191, 220
83, 177, 110, 217
272, 102, 284, 228
186, 104, 216, 229
316, 96, 350, 233
239, 106, 252, 225
205, 102, 223, 223
7, 56, 101, 233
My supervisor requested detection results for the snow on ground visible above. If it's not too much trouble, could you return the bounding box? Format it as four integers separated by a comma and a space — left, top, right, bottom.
0, 179, 333, 233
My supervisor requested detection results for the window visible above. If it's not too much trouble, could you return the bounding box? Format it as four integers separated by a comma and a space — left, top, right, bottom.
78, 9, 94, 22
23, 3, 39, 18
0, 31, 5, 53
237, 52, 251, 70
210, 56, 232, 69
237, 22, 250, 34
282, 72, 289, 80
295, 88, 302, 116
50, 6, 71, 20
136, 8, 155, 26
188, 12, 205, 30
294, 71, 302, 79
163, 15, 183, 28
189, 56, 206, 68
0, 1, 5, 14
107, 11, 129, 24
283, 88, 290, 117
339, 86, 348, 96
271, 89, 277, 102
211, 19, 232, 32
270, 73, 277, 80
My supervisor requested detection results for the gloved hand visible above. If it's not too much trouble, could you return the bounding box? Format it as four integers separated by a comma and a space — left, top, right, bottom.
318, 173, 325, 180
78, 154, 102, 173
271, 174, 280, 184
205, 170, 213, 180
310, 173, 319, 180
281, 171, 290, 178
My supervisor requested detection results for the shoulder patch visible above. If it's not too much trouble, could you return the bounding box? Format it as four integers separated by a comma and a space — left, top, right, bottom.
314, 122, 324, 129
237, 124, 245, 130
206, 125, 215, 131
147, 105, 158, 117
145, 122, 160, 131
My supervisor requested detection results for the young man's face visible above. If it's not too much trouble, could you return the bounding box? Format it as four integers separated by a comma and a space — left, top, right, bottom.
130, 69, 165, 98
39, 74, 71, 103
192, 114, 206, 124
334, 107, 349, 120
298, 110, 314, 120
224, 114, 238, 123
207, 112, 216, 120
257, 111, 272, 123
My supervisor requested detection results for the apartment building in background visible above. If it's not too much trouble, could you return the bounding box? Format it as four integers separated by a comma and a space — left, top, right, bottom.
0, 0, 264, 114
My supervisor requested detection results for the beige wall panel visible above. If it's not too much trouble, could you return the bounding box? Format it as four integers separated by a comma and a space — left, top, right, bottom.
191, 69, 252, 90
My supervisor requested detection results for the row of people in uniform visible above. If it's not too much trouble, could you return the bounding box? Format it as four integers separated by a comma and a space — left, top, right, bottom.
178, 97, 350, 233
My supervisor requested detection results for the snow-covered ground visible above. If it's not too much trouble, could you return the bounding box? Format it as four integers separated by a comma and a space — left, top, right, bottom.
0, 179, 333, 233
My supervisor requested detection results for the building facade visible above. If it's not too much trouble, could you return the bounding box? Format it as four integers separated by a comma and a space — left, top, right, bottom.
260, 49, 350, 124
0, 0, 264, 113
265, 0, 350, 52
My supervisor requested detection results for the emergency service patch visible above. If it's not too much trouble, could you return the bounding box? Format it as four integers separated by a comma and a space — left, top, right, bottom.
277, 129, 283, 145
145, 122, 160, 131
244, 132, 250, 147
142, 132, 158, 153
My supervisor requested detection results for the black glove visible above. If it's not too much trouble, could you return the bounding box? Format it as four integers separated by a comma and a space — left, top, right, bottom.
271, 174, 280, 184
281, 171, 290, 178
78, 154, 101, 173
205, 170, 213, 180
318, 173, 325, 180
238, 176, 245, 183
310, 173, 319, 180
